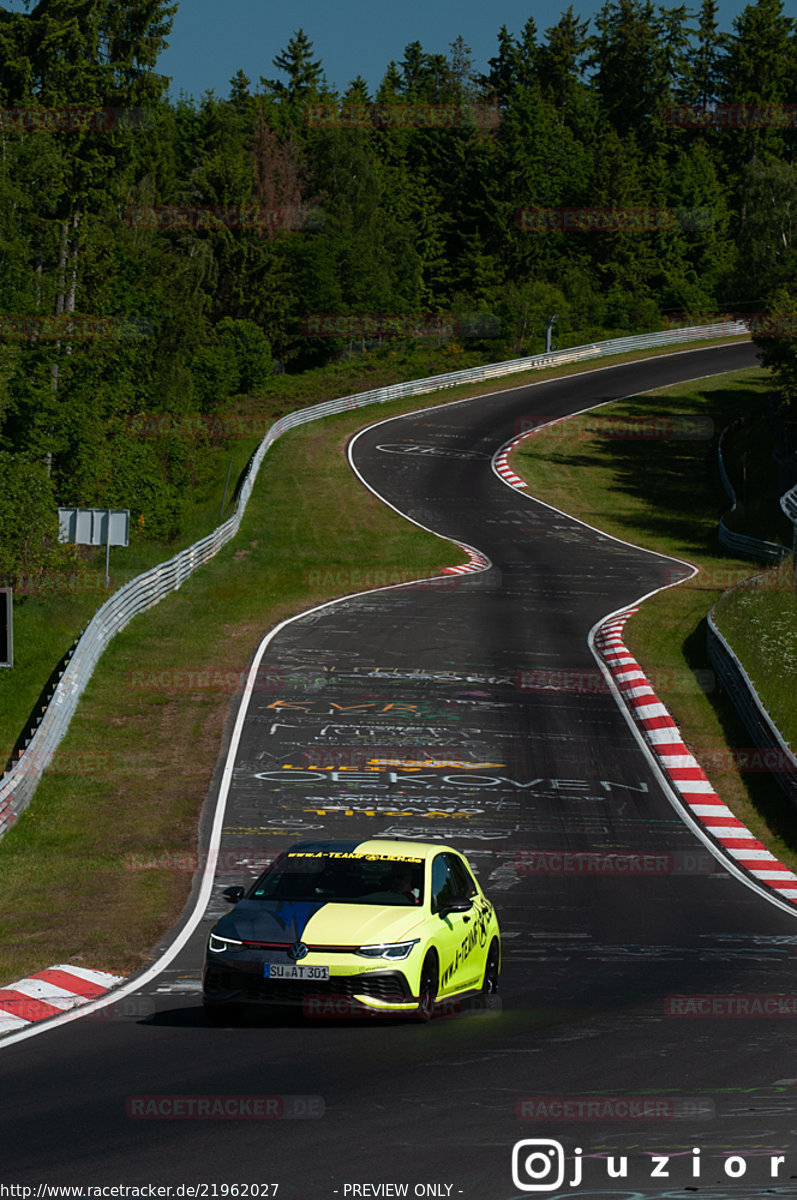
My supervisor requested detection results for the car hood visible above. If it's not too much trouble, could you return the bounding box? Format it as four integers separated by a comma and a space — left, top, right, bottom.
215, 899, 426, 946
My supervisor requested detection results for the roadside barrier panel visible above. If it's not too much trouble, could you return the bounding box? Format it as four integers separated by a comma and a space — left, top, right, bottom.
707, 611, 797, 808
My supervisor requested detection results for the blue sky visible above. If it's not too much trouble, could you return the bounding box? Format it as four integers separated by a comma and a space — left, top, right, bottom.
1, 0, 752, 102
158, 0, 752, 101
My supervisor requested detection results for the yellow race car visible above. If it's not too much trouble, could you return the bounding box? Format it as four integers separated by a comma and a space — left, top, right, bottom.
203, 839, 501, 1022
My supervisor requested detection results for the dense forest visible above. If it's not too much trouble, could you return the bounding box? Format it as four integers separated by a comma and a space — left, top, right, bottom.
0, 0, 795, 575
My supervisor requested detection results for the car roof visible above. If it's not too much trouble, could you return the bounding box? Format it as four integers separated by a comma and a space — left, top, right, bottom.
284, 839, 462, 861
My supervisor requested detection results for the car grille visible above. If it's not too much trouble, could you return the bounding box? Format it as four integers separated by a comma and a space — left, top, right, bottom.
204, 967, 412, 1004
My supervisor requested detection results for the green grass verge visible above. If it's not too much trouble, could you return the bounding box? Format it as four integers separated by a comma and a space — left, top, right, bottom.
712, 572, 797, 750
509, 366, 797, 874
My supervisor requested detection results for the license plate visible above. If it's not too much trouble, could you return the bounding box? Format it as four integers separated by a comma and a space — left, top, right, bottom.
263, 963, 330, 980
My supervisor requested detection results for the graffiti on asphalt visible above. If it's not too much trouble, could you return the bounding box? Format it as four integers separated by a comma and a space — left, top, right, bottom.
376, 442, 492, 460
252, 767, 650, 793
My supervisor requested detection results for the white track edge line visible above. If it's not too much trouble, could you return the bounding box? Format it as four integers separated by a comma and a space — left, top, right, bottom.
587, 607, 797, 919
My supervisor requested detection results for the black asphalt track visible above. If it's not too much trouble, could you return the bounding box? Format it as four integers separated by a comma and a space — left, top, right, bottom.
5, 342, 797, 1200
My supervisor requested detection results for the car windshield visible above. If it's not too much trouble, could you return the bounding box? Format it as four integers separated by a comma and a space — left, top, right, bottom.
250, 851, 425, 905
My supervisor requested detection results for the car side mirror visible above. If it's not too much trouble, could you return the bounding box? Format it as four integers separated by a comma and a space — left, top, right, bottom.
222, 886, 245, 903
438, 899, 472, 918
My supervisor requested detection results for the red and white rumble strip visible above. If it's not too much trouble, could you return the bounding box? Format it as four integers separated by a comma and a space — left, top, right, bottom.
442, 545, 490, 575
0, 964, 123, 1034
596, 609, 797, 903
493, 443, 529, 490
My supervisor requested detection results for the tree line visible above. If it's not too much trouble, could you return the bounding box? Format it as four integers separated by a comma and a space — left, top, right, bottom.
0, 0, 795, 578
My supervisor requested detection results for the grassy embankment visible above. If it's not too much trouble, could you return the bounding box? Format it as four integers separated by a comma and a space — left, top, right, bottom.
712, 580, 797, 753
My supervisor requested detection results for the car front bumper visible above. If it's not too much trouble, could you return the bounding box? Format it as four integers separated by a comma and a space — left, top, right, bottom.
203, 961, 418, 1012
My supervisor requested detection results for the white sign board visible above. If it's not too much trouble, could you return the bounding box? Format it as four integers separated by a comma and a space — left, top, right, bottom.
58, 508, 130, 547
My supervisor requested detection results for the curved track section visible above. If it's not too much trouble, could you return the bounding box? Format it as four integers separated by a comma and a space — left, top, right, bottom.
5, 343, 797, 1200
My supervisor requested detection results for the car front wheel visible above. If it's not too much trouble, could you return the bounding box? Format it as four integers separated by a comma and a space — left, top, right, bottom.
414, 953, 438, 1021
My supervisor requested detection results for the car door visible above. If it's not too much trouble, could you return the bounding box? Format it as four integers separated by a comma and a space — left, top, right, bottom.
431, 852, 478, 996
445, 852, 486, 990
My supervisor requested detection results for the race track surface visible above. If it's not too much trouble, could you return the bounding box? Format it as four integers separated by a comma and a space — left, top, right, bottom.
5, 342, 797, 1200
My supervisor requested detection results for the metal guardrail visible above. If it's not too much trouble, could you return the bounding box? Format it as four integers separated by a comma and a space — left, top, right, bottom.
707, 611, 797, 806
781, 482, 797, 589
0, 320, 751, 837
782, 483, 797, 523
777, 482, 797, 520
717, 418, 791, 564
718, 518, 790, 563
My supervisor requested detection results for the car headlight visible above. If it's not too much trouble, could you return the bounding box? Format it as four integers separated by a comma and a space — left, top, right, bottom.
208, 933, 244, 954
356, 939, 420, 960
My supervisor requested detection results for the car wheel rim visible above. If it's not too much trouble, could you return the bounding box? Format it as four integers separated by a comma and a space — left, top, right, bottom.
418, 959, 437, 1018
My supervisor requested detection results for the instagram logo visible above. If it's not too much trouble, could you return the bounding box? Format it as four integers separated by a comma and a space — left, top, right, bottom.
512, 1140, 567, 1191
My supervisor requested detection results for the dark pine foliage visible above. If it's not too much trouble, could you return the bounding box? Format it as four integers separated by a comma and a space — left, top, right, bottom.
0, 1, 795, 573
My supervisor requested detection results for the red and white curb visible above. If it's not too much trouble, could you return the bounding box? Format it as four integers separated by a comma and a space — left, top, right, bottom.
493, 442, 529, 490
493, 414, 575, 491
442, 545, 490, 575
596, 609, 797, 903
0, 964, 124, 1034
